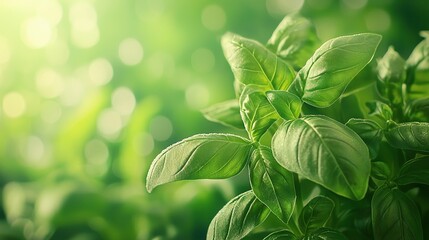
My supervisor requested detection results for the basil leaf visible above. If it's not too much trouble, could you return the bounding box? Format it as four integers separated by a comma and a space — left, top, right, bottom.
146, 134, 252, 192
263, 230, 297, 240
299, 196, 335, 234
202, 100, 244, 129
384, 122, 429, 152
207, 191, 270, 240
406, 97, 429, 122
240, 85, 280, 141
371, 161, 392, 181
249, 146, 296, 223
304, 228, 347, 240
288, 33, 381, 108
266, 91, 302, 120
376, 46, 405, 105
267, 13, 320, 68
372, 185, 423, 240
222, 33, 296, 90
406, 33, 429, 100
366, 101, 393, 127
272, 115, 371, 200
345, 118, 383, 159
396, 156, 429, 186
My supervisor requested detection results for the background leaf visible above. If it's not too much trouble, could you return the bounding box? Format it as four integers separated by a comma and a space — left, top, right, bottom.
267, 14, 320, 68
202, 100, 244, 129
272, 115, 371, 200
266, 91, 302, 120
372, 185, 423, 240
240, 85, 280, 141
146, 134, 252, 192
298, 196, 335, 234
384, 122, 429, 152
304, 228, 347, 240
288, 33, 381, 107
406, 34, 429, 100
346, 118, 383, 159
396, 156, 429, 186
263, 230, 297, 240
249, 146, 296, 223
207, 191, 270, 240
222, 33, 296, 90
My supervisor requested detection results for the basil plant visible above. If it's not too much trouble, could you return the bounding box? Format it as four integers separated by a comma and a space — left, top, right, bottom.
147, 14, 429, 240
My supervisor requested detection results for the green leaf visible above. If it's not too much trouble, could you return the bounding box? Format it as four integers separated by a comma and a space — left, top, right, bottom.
371, 161, 392, 181
288, 33, 381, 108
366, 101, 393, 127
372, 185, 423, 240
267, 13, 320, 68
406, 33, 429, 99
249, 146, 296, 223
266, 91, 302, 120
202, 100, 244, 129
396, 156, 429, 186
240, 85, 280, 141
222, 33, 296, 90
345, 118, 383, 159
146, 134, 253, 192
304, 228, 347, 240
384, 121, 429, 152
263, 230, 298, 240
405, 97, 429, 122
207, 191, 270, 240
272, 115, 371, 200
376, 46, 405, 105
299, 196, 335, 234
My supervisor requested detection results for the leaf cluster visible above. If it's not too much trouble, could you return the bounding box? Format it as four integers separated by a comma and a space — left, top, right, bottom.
147, 14, 429, 239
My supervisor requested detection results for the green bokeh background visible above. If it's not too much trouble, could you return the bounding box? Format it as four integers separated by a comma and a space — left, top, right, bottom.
0, 0, 428, 239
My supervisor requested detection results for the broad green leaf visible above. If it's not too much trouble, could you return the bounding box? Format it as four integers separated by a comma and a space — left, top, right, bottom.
345, 118, 383, 159
207, 191, 270, 240
288, 33, 381, 108
222, 33, 296, 90
366, 101, 393, 127
376, 46, 405, 105
202, 100, 244, 129
299, 196, 335, 234
272, 115, 371, 200
396, 156, 429, 186
266, 91, 302, 120
263, 230, 298, 240
372, 185, 423, 240
267, 14, 320, 68
406, 33, 429, 99
240, 85, 280, 141
384, 121, 429, 152
249, 146, 296, 223
146, 134, 253, 192
304, 228, 347, 240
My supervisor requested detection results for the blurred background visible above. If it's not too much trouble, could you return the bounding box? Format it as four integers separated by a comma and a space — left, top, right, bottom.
0, 0, 428, 239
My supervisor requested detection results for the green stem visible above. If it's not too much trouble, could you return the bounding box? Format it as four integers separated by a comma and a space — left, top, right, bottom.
287, 173, 303, 236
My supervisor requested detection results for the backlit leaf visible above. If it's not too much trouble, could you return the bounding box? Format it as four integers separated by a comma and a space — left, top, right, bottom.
202, 100, 244, 129
266, 91, 302, 120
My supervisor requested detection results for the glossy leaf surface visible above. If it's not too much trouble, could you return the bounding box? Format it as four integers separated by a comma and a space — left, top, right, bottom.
385, 122, 429, 152
372, 185, 423, 240
267, 14, 320, 68
207, 191, 270, 240
240, 85, 280, 141
266, 90, 302, 120
346, 118, 383, 159
222, 33, 296, 90
249, 146, 296, 223
272, 115, 371, 200
299, 196, 335, 234
288, 33, 381, 107
146, 134, 252, 192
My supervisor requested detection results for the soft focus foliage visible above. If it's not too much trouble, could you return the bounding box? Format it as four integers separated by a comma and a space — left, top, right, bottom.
0, 0, 428, 239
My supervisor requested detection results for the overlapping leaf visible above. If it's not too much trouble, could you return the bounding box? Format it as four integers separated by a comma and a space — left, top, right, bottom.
266, 91, 302, 120
207, 191, 270, 240
396, 156, 429, 186
146, 134, 252, 192
385, 122, 429, 152
272, 115, 370, 200
202, 100, 244, 129
299, 196, 335, 234
288, 33, 381, 107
